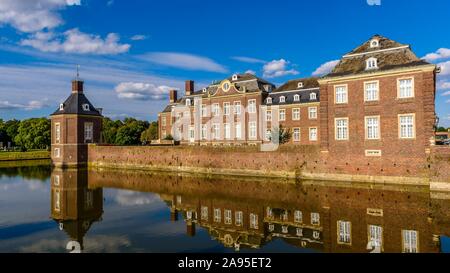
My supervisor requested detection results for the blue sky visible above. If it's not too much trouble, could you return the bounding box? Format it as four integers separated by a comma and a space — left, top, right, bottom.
0, 0, 449, 126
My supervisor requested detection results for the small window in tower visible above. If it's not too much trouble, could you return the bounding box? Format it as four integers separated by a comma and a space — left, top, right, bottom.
59, 103, 64, 111
298, 82, 304, 89
82, 104, 90, 111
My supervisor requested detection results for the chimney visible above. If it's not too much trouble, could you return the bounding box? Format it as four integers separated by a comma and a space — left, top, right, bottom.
185, 80, 194, 96
169, 90, 178, 103
72, 80, 84, 93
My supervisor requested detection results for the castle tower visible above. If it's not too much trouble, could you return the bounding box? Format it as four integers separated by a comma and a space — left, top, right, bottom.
50, 78, 103, 167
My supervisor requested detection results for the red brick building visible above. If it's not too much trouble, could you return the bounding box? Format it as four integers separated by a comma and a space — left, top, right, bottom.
158, 35, 438, 158
50, 79, 103, 167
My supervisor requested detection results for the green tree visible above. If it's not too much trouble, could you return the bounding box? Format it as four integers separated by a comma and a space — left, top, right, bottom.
140, 121, 159, 144
270, 125, 292, 144
115, 119, 148, 145
14, 118, 50, 151
102, 117, 123, 144
437, 126, 448, 132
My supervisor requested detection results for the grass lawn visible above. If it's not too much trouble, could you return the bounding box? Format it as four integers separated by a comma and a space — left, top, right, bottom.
0, 150, 51, 161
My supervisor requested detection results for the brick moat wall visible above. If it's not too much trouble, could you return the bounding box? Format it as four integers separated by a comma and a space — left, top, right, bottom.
87, 145, 450, 183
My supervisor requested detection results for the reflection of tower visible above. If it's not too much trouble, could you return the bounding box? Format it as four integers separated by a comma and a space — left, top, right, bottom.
50, 168, 103, 252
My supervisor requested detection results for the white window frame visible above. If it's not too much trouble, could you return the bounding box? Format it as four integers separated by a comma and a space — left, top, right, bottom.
335, 118, 349, 140
248, 99, 256, 113
294, 94, 300, 102
201, 125, 208, 140
309, 127, 318, 141
365, 116, 380, 140
212, 123, 220, 140
235, 211, 243, 226
250, 213, 258, 230
366, 57, 378, 70
214, 208, 221, 223
186, 99, 191, 106
334, 84, 348, 104
364, 80, 379, 102
311, 212, 320, 226
266, 110, 272, 121
189, 126, 195, 142
310, 92, 317, 100
279, 96, 286, 103
54, 148, 61, 158
294, 210, 303, 223
212, 103, 220, 116
293, 128, 300, 142
82, 103, 90, 111
397, 77, 415, 99
234, 101, 241, 115
235, 123, 242, 140
368, 225, 383, 250
55, 123, 61, 143
265, 129, 271, 141
398, 114, 416, 139
223, 102, 231, 116
224, 209, 232, 225
279, 109, 286, 121
224, 123, 231, 140
267, 97, 272, 104
338, 220, 352, 245
201, 104, 207, 117
402, 230, 419, 253
308, 107, 317, 120
201, 206, 208, 220
292, 108, 300, 121
249, 121, 257, 140
84, 122, 93, 142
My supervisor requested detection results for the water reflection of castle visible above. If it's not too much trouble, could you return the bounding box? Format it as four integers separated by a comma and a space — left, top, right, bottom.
50, 169, 103, 253
53, 168, 450, 253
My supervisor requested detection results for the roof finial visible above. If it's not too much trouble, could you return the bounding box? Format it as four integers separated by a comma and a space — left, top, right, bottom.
76, 64, 80, 80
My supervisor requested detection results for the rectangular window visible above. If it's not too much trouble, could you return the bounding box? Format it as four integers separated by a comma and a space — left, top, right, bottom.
162, 116, 166, 127
399, 114, 415, 139
235, 123, 242, 139
279, 109, 286, 121
54, 189, 61, 211
365, 81, 379, 102
265, 129, 271, 141
338, 221, 352, 244
335, 118, 349, 140
223, 102, 231, 116
335, 85, 348, 104
189, 126, 195, 141
308, 107, 317, 119
398, 78, 414, 98
84, 190, 94, 209
224, 123, 231, 140
309, 127, 318, 141
402, 230, 418, 253
294, 210, 303, 223
292, 108, 300, 120
201, 125, 207, 140
201, 104, 207, 117
234, 101, 241, 115
55, 123, 61, 143
162, 130, 167, 139
84, 122, 93, 142
212, 103, 220, 116
293, 128, 300, 142
224, 209, 232, 225
369, 225, 383, 249
212, 123, 220, 140
235, 211, 243, 226
201, 206, 208, 220
311, 212, 320, 226
250, 213, 258, 229
54, 148, 60, 158
214, 208, 221, 223
249, 121, 257, 139
266, 110, 272, 121
248, 99, 256, 114
365, 116, 380, 140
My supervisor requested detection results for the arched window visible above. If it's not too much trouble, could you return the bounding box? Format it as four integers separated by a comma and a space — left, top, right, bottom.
294, 94, 300, 102
366, 57, 378, 70
266, 97, 272, 104
186, 99, 191, 106
310, 93, 317, 100
279, 96, 286, 103
82, 104, 90, 111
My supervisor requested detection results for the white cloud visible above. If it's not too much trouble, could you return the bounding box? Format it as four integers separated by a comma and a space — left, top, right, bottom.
115, 190, 160, 206
0, 0, 80, 33
0, 99, 49, 110
423, 48, 450, 62
232, 56, 266, 64
131, 35, 147, 41
441, 91, 450, 96
20, 29, 130, 55
312, 59, 339, 76
115, 82, 174, 101
263, 59, 299, 78
245, 70, 256, 75
140, 52, 228, 73
437, 60, 450, 76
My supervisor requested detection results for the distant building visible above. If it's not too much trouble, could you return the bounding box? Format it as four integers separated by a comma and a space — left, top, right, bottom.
158, 35, 438, 159
50, 79, 103, 167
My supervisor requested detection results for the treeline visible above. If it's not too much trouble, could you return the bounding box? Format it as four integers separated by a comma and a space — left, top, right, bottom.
0, 117, 159, 151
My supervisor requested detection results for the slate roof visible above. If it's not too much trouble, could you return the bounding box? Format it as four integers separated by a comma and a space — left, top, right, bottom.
326, 35, 432, 78
265, 89, 319, 106
274, 77, 319, 92
51, 92, 102, 117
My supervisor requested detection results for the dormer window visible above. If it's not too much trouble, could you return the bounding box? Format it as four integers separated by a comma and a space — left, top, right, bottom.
279, 96, 286, 103
297, 82, 304, 89
186, 99, 191, 106
202, 88, 207, 93
59, 103, 64, 111
82, 104, 90, 111
294, 94, 300, 102
267, 97, 272, 104
366, 57, 378, 70
310, 93, 317, 100
370, 39, 379, 48
232, 74, 238, 81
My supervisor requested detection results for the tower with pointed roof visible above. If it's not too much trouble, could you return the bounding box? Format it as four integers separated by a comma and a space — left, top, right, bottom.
50, 78, 103, 167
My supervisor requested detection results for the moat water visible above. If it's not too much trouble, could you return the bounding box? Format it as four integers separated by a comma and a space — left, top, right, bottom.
0, 162, 449, 253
